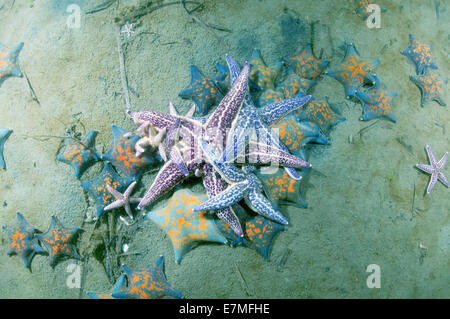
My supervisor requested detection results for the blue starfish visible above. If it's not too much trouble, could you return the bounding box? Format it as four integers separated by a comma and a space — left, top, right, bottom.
36, 216, 81, 267
215, 204, 285, 259
355, 76, 398, 122
81, 163, 135, 218
102, 125, 161, 179
2, 212, 46, 271
249, 49, 283, 92
112, 256, 183, 299
0, 42, 23, 87
401, 34, 438, 75
179, 65, 224, 116
286, 43, 329, 80
224, 55, 312, 180
0, 128, 13, 170
409, 74, 446, 107
214, 62, 231, 93
278, 67, 317, 99
326, 43, 378, 98
195, 138, 289, 225
87, 274, 127, 299
56, 130, 100, 178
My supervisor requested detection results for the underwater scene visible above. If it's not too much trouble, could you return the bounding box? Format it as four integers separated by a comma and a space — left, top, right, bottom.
0, 0, 448, 300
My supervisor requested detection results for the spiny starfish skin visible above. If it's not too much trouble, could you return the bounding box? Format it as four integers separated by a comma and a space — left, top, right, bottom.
402, 34, 438, 75
410, 74, 446, 107
36, 216, 80, 268
416, 145, 449, 194
327, 43, 378, 98
0, 42, 23, 87
2, 212, 45, 271
112, 256, 183, 299
0, 128, 13, 170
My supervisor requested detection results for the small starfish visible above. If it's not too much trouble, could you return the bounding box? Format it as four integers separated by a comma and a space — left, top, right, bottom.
409, 74, 446, 106
87, 274, 127, 299
56, 130, 100, 178
279, 67, 317, 99
416, 145, 449, 194
102, 125, 161, 179
215, 204, 285, 260
0, 42, 24, 87
214, 62, 231, 93
105, 181, 142, 220
179, 65, 224, 116
126, 116, 167, 158
121, 22, 135, 37
36, 216, 81, 267
326, 43, 378, 98
257, 87, 285, 106
402, 34, 438, 75
294, 98, 346, 133
112, 256, 183, 299
147, 188, 227, 263
355, 0, 375, 19
81, 163, 135, 218
249, 49, 283, 92
355, 76, 398, 123
195, 138, 289, 225
286, 43, 329, 80
2, 212, 45, 271
0, 128, 13, 170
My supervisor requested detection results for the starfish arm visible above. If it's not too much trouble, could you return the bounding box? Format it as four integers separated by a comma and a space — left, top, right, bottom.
138, 160, 186, 209
416, 164, 433, 175
105, 200, 124, 211
437, 152, 448, 169
425, 145, 437, 165
124, 203, 133, 219
195, 182, 249, 211
185, 104, 196, 117
261, 95, 312, 125
246, 189, 288, 225
130, 197, 143, 203
106, 185, 124, 200
170, 147, 189, 176
427, 172, 438, 194
123, 181, 137, 198
225, 54, 241, 85
127, 110, 177, 130
438, 172, 449, 187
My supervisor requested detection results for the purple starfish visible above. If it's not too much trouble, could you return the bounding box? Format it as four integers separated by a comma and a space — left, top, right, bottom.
416, 145, 449, 194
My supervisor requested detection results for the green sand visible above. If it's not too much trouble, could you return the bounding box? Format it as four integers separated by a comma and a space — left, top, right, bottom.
0, 0, 448, 298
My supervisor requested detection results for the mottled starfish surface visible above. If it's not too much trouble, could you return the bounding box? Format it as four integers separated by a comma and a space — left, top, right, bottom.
2, 212, 45, 271
127, 59, 250, 237
0, 42, 23, 87
286, 43, 329, 80
355, 76, 398, 122
416, 145, 449, 194
402, 34, 438, 75
147, 188, 227, 263
81, 163, 134, 218
105, 181, 142, 220
195, 139, 289, 225
56, 130, 100, 178
0, 128, 13, 170
112, 256, 183, 299
410, 74, 446, 107
327, 43, 378, 98
87, 274, 127, 299
249, 49, 282, 92
294, 98, 346, 133
102, 125, 161, 179
36, 216, 80, 267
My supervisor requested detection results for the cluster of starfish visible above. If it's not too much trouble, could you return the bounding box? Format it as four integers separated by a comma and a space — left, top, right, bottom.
401, 34, 446, 107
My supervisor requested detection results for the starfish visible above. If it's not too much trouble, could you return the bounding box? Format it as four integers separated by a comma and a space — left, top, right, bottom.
270, 115, 328, 160
355, 0, 375, 19
256, 167, 310, 208
249, 49, 282, 92
409, 74, 446, 106
147, 188, 227, 263
326, 43, 378, 98
223, 54, 312, 181
81, 163, 135, 218
179, 65, 224, 116
355, 76, 398, 122
121, 22, 135, 37
105, 181, 142, 220
112, 256, 183, 299
195, 138, 289, 225
127, 59, 250, 237
2, 212, 45, 271
416, 145, 449, 194
126, 115, 167, 158
214, 62, 231, 93
286, 43, 329, 80
0, 42, 24, 87
0, 128, 13, 170
279, 67, 317, 99
87, 274, 127, 299
56, 130, 100, 178
402, 34, 438, 75
294, 98, 346, 133
36, 216, 81, 267
102, 125, 161, 179
214, 204, 285, 259
257, 88, 285, 106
